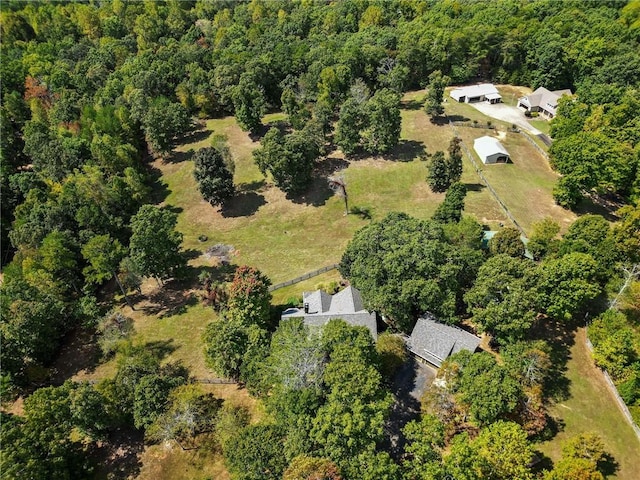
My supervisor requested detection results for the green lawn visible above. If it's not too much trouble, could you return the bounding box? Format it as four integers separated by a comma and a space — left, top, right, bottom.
529, 118, 552, 136
454, 128, 575, 233
78, 89, 634, 479
539, 328, 640, 480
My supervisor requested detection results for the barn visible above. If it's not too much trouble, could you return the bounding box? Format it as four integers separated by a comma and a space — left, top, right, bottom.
473, 136, 510, 164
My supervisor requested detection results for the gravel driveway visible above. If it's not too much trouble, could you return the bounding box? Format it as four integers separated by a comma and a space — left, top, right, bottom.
469, 101, 544, 135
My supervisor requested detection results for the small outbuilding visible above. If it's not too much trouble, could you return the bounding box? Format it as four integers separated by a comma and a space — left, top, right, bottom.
450, 84, 502, 104
407, 313, 481, 368
473, 136, 510, 164
280, 286, 377, 339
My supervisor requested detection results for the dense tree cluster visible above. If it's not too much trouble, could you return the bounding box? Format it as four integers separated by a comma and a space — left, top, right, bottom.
339, 212, 485, 331
1, 2, 639, 478
203, 266, 272, 381
253, 123, 323, 195
216, 319, 394, 479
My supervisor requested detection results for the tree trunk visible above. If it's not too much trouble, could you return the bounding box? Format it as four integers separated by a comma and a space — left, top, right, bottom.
113, 271, 135, 311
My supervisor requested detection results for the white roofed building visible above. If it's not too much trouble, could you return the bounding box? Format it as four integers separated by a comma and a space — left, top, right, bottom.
473, 136, 510, 164
450, 84, 502, 104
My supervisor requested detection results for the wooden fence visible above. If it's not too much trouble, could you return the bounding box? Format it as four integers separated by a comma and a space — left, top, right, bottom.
448, 119, 526, 236
269, 264, 340, 292
193, 377, 236, 385
518, 130, 550, 159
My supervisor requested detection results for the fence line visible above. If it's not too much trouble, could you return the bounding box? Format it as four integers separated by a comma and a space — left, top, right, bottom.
447, 119, 526, 236
517, 130, 549, 159
193, 377, 236, 385
451, 121, 496, 130
585, 336, 640, 440
269, 263, 339, 292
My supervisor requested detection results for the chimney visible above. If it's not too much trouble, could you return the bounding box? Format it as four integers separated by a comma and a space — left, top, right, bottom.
304, 303, 309, 314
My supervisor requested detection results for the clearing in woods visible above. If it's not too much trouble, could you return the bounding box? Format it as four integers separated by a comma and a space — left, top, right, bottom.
75, 89, 635, 479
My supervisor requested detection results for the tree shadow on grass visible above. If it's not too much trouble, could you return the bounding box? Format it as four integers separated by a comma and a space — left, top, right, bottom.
383, 140, 426, 162
221, 180, 267, 218
90, 428, 144, 480
402, 98, 423, 110
143, 285, 199, 318
599, 453, 619, 477
288, 177, 334, 207
288, 157, 350, 207
144, 339, 178, 359
530, 316, 575, 402
574, 193, 623, 222
248, 121, 291, 142
464, 182, 486, 192
49, 327, 101, 386
165, 148, 194, 164
146, 165, 171, 205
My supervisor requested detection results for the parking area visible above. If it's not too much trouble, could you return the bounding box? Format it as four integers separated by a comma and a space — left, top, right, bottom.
469, 101, 544, 135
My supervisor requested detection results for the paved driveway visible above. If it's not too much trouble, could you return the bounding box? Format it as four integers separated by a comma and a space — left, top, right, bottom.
469, 101, 544, 135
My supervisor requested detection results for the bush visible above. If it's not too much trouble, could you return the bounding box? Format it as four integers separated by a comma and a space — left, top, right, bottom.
376, 332, 408, 378
618, 375, 640, 405
97, 311, 134, 358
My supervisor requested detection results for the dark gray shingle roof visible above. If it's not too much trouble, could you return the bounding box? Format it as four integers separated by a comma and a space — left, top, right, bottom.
281, 286, 377, 338
408, 313, 481, 367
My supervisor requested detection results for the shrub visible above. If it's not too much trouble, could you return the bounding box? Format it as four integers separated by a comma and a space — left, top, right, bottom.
97, 311, 134, 358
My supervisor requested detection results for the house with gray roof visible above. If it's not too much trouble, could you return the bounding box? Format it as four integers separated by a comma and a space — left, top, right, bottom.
518, 87, 572, 118
280, 286, 377, 339
407, 313, 481, 367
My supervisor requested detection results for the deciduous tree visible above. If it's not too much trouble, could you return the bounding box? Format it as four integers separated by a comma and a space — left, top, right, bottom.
129, 205, 185, 284
424, 70, 450, 118
489, 227, 525, 257
193, 147, 235, 207
432, 182, 467, 223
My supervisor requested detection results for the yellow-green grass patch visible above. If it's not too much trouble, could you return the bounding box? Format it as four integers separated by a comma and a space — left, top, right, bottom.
455, 128, 575, 233
539, 328, 640, 480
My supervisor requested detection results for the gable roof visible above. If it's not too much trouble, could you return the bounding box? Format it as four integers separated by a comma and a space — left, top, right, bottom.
519, 87, 572, 114
407, 313, 481, 367
450, 83, 500, 100
473, 136, 509, 159
281, 286, 377, 338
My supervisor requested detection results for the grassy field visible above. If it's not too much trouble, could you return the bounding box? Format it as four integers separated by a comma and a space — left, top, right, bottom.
539, 328, 640, 480
77, 88, 624, 479
529, 118, 552, 136
454, 128, 575, 233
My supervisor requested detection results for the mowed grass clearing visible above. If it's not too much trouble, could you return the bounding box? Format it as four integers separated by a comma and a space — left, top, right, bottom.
90, 88, 608, 479
539, 328, 640, 480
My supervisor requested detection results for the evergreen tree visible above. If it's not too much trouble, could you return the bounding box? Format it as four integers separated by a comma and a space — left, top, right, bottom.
426, 151, 450, 193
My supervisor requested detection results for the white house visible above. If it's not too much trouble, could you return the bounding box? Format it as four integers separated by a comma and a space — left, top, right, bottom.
473, 136, 510, 164
450, 84, 502, 104
517, 87, 572, 118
